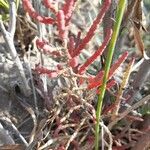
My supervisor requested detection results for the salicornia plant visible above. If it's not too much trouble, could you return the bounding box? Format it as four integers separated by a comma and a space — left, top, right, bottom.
22, 0, 128, 149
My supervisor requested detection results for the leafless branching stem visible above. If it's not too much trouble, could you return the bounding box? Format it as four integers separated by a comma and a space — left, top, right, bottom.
127, 59, 150, 105
108, 94, 150, 130
0, 116, 28, 146
0, 0, 31, 96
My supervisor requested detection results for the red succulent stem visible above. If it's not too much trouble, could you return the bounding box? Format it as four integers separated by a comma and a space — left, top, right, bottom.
57, 10, 67, 39
35, 66, 58, 78
88, 51, 128, 89
62, 0, 77, 26
89, 70, 104, 84
36, 39, 61, 57
78, 29, 112, 74
72, 0, 111, 57
68, 36, 75, 57
23, 0, 55, 24
106, 79, 116, 89
96, 79, 116, 94
108, 51, 128, 77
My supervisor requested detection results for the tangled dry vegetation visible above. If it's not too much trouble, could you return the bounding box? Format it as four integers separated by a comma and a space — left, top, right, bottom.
0, 0, 150, 150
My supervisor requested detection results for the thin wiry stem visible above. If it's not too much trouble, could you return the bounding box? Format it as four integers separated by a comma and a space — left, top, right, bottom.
108, 94, 150, 130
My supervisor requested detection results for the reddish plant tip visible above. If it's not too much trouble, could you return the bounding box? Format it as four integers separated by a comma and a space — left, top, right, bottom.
108, 51, 128, 77
62, 0, 77, 26
72, 0, 112, 57
88, 51, 128, 89
36, 39, 61, 57
57, 10, 67, 39
89, 70, 104, 84
97, 79, 116, 94
23, 0, 55, 24
78, 29, 112, 74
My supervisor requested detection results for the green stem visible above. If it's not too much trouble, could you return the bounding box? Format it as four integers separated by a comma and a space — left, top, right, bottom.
95, 0, 126, 150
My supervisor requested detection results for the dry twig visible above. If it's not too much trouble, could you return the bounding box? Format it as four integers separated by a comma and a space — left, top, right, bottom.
108, 94, 150, 130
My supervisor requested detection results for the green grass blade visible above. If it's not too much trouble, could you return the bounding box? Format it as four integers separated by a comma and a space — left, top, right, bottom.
95, 0, 127, 150
0, 0, 9, 10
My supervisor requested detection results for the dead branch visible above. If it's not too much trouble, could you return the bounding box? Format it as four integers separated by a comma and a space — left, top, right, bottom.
0, 1, 31, 96
108, 94, 150, 130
